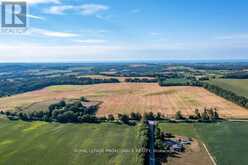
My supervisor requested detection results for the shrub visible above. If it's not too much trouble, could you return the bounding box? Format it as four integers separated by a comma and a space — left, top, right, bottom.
118, 114, 130, 124
99, 116, 107, 121
143, 112, 155, 121
130, 112, 142, 121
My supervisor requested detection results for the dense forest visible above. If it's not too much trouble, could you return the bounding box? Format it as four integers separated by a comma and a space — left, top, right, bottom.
3, 98, 100, 123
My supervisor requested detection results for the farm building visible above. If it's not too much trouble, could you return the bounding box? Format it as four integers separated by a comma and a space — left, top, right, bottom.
164, 139, 184, 152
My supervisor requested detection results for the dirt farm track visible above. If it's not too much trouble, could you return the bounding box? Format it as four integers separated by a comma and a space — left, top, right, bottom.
0, 83, 248, 119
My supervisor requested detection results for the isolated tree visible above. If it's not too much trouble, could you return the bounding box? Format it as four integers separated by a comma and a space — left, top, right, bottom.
136, 112, 142, 121
80, 96, 88, 102
194, 109, 201, 119
108, 114, 115, 121
201, 109, 209, 121
213, 110, 219, 120
175, 111, 183, 120
207, 108, 214, 121
156, 112, 163, 120
130, 112, 136, 120
118, 113, 123, 120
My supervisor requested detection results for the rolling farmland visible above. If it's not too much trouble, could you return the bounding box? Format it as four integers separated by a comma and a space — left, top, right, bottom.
207, 79, 248, 98
0, 83, 248, 118
0, 118, 142, 165
159, 122, 248, 165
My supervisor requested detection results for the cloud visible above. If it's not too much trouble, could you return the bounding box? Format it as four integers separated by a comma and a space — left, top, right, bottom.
30, 28, 79, 37
1, 40, 248, 62
0, 43, 124, 62
80, 4, 109, 16
0, 0, 60, 4
44, 4, 109, 16
43, 5, 74, 15
26, 14, 45, 20
74, 39, 107, 44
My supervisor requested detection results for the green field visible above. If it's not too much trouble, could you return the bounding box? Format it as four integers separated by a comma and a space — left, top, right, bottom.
207, 79, 248, 98
163, 78, 190, 84
159, 122, 248, 165
159, 122, 198, 138
0, 119, 142, 165
195, 122, 248, 165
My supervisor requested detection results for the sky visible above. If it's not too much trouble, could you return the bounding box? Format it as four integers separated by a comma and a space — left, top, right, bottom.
0, 0, 248, 62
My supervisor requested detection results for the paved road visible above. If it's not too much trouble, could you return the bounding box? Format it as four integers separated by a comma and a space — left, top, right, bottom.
148, 122, 155, 165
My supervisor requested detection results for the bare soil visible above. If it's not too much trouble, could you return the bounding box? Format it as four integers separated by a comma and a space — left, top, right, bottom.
166, 139, 213, 165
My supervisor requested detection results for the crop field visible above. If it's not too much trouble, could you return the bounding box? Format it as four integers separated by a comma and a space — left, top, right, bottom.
195, 122, 248, 165
0, 118, 141, 165
159, 122, 248, 165
207, 79, 248, 98
0, 83, 248, 118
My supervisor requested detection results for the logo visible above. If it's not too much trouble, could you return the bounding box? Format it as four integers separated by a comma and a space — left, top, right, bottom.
1, 1, 27, 33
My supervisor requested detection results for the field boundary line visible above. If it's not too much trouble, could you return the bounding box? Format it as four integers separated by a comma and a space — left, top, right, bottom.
202, 142, 217, 165
228, 119, 248, 122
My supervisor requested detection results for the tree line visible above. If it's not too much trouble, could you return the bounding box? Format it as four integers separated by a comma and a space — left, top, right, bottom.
0, 76, 120, 97
175, 108, 220, 122
2, 108, 167, 124
224, 71, 248, 79
137, 121, 150, 164
125, 78, 158, 83
158, 79, 248, 109
158, 78, 192, 86
115, 112, 164, 125
198, 82, 248, 109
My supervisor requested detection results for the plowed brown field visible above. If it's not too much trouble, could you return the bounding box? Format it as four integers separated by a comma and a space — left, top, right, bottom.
0, 83, 248, 118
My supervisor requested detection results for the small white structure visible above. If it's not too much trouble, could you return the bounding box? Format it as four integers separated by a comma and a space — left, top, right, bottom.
148, 120, 157, 125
